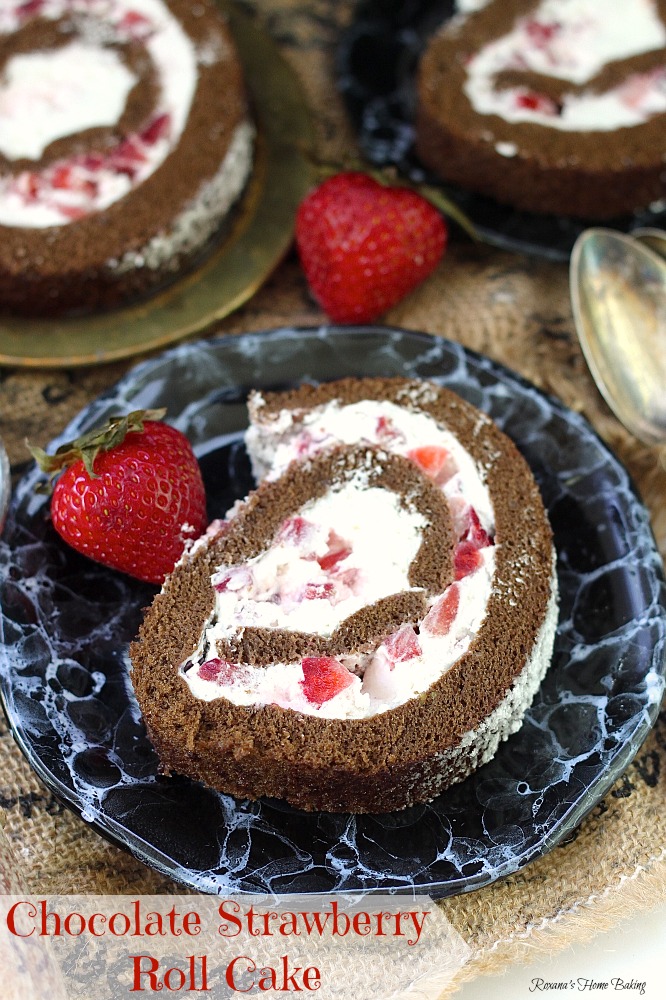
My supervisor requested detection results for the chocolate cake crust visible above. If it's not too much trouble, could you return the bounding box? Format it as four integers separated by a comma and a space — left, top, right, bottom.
131, 378, 557, 813
415, 0, 666, 218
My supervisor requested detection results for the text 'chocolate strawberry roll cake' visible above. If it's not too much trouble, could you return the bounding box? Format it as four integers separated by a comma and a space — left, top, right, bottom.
131, 378, 559, 814
416, 0, 666, 218
0, 0, 254, 315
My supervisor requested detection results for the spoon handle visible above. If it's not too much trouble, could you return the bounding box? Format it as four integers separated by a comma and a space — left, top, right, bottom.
0, 436, 10, 533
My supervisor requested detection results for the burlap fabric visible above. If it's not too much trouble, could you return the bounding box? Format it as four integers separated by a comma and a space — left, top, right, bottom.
0, 0, 665, 991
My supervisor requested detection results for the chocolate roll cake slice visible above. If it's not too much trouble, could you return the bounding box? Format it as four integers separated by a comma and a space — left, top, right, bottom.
0, 0, 254, 315
415, 0, 666, 218
131, 377, 558, 813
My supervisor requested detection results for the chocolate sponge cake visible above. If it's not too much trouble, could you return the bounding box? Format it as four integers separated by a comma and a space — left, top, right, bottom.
130, 377, 558, 814
0, 0, 254, 316
416, 0, 666, 218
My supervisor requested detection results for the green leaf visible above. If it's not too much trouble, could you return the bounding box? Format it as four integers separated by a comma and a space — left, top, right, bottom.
27, 407, 167, 482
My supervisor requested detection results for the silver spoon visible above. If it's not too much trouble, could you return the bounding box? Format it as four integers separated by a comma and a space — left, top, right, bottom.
570, 227, 666, 446
631, 227, 666, 262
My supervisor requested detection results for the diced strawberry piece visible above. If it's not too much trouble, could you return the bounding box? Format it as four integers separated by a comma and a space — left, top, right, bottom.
516, 93, 539, 111
515, 90, 559, 115
198, 657, 237, 683
524, 19, 560, 46
383, 624, 421, 662
375, 415, 400, 441
123, 10, 149, 25
447, 495, 470, 540
118, 138, 147, 163
108, 138, 147, 177
51, 203, 87, 221
15, 171, 41, 202
26, 174, 41, 200
407, 445, 455, 484
422, 585, 459, 636
199, 658, 222, 681
17, 0, 44, 18
50, 165, 73, 190
49, 165, 98, 199
279, 515, 314, 546
140, 112, 172, 145
318, 529, 351, 571
111, 161, 140, 179
295, 431, 313, 458
213, 566, 251, 592
300, 656, 354, 706
303, 581, 335, 600
81, 153, 105, 171
467, 508, 492, 548
318, 549, 349, 571
118, 10, 153, 38
339, 566, 361, 591
408, 445, 448, 476
620, 68, 665, 110
449, 502, 493, 546
454, 541, 483, 580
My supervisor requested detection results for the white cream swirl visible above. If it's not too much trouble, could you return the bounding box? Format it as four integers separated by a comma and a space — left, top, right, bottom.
463, 0, 666, 132
0, 0, 200, 227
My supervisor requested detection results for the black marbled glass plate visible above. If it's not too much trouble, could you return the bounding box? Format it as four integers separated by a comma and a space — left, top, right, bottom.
1, 327, 664, 897
336, 0, 666, 261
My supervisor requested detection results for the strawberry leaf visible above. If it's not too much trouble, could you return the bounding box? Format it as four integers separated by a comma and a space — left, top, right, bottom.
27, 408, 167, 483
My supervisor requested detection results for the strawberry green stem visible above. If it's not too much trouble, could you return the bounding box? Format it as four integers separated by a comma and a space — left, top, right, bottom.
27, 408, 167, 482
414, 182, 480, 241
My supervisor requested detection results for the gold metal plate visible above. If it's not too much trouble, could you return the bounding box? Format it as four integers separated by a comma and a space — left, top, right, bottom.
0, 2, 315, 369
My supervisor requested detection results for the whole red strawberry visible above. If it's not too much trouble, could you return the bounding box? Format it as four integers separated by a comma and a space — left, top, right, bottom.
29, 409, 207, 585
295, 171, 448, 323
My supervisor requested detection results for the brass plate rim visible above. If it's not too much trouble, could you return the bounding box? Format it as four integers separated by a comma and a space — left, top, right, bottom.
0, 1, 316, 369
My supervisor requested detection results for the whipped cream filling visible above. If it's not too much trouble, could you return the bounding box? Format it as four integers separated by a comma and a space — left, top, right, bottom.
462, 0, 666, 132
246, 397, 495, 533
181, 546, 495, 721
0, 0, 199, 227
207, 483, 427, 638
0, 42, 137, 162
181, 398, 502, 720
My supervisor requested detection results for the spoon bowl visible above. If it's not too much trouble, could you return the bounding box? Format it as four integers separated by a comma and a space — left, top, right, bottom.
570, 228, 666, 446
631, 227, 666, 262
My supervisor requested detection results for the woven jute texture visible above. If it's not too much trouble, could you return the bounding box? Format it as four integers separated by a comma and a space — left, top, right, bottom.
0, 0, 665, 991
